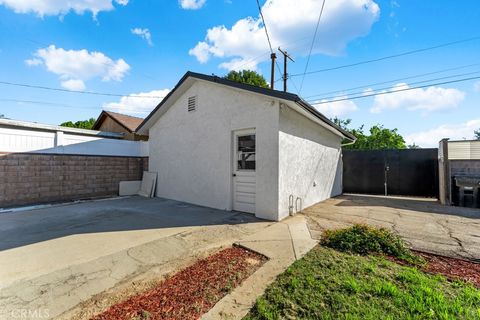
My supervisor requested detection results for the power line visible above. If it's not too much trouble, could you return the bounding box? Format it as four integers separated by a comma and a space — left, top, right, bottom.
255, 0, 285, 89
0, 98, 100, 110
308, 69, 480, 102
299, 0, 326, 94
4, 76, 478, 114
0, 98, 154, 113
303, 62, 480, 99
235, 34, 325, 73
216, 36, 314, 73
305, 75, 480, 105
291, 36, 480, 77
0, 81, 166, 98
289, 76, 300, 93
256, 0, 274, 54
233, 52, 272, 71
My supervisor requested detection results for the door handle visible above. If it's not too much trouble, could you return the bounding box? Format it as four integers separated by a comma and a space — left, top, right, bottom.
232, 173, 236, 177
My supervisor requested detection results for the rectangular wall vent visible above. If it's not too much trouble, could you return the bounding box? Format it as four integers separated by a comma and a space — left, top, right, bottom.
187, 96, 197, 112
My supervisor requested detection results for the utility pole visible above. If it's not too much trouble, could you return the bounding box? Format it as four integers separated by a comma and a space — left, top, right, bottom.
278, 47, 294, 92
270, 53, 276, 90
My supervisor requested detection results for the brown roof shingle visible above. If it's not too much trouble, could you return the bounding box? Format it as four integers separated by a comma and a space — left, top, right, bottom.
94, 111, 144, 133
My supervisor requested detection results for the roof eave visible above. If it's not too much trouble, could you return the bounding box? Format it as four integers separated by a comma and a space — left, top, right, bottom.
137, 71, 357, 142
295, 99, 356, 141
92, 111, 107, 131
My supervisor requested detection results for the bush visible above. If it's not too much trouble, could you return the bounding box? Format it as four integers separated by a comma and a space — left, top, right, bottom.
321, 224, 423, 265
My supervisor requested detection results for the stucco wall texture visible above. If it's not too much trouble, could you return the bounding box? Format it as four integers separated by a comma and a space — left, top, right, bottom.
0, 153, 147, 208
278, 105, 342, 220
147, 79, 344, 221
149, 80, 279, 220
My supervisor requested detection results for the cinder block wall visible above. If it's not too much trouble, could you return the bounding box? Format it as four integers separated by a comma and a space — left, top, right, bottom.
450, 160, 480, 176
0, 153, 148, 208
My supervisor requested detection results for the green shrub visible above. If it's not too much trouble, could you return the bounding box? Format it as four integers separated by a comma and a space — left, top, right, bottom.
321, 224, 423, 265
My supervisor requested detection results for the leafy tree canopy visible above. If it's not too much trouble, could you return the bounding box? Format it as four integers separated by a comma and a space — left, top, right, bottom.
60, 118, 96, 130
475, 129, 480, 140
333, 117, 407, 150
224, 70, 269, 88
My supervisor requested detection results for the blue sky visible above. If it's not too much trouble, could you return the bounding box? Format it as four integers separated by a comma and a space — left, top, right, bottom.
0, 0, 479, 146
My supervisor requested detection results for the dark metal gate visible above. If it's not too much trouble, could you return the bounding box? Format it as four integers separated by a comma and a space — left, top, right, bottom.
343, 149, 439, 198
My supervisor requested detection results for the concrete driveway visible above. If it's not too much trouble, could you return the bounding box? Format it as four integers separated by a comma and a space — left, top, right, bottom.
304, 194, 480, 262
0, 197, 271, 319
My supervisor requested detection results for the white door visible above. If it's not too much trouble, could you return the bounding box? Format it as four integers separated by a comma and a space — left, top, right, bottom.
232, 130, 256, 214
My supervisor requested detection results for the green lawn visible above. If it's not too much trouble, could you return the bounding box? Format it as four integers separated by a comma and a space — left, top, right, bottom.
244, 246, 480, 320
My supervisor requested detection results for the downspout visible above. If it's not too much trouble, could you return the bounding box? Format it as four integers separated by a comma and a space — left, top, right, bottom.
341, 139, 356, 147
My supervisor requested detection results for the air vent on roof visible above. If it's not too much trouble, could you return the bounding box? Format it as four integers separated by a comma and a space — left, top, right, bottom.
188, 96, 197, 112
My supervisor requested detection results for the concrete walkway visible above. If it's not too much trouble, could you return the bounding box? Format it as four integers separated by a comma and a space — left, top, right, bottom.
202, 215, 317, 320
0, 197, 272, 320
304, 194, 480, 262
10, 193, 473, 319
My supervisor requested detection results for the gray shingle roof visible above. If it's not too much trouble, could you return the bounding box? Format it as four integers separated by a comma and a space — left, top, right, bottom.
137, 71, 355, 141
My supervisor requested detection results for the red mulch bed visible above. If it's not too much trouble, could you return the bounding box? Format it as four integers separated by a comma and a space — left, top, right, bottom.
414, 250, 480, 288
388, 251, 480, 288
91, 246, 266, 320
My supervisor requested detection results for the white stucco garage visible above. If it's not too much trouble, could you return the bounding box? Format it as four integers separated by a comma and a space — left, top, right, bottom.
137, 72, 355, 221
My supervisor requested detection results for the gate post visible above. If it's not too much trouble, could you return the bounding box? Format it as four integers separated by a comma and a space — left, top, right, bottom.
438, 139, 450, 205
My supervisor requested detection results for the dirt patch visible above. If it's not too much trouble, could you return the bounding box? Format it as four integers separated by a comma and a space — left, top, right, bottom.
415, 250, 480, 288
90, 246, 266, 320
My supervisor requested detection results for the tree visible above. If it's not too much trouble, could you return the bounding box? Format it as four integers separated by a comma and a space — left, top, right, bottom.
60, 118, 96, 129
224, 70, 269, 88
333, 117, 407, 150
332, 117, 351, 131
475, 129, 480, 140
0, 114, 4, 119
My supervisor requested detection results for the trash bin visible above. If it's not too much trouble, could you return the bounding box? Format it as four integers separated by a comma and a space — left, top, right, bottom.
454, 176, 480, 208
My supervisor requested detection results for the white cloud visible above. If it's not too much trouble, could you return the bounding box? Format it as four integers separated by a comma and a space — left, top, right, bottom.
371, 83, 465, 115
26, 45, 130, 89
61, 79, 86, 91
189, 0, 380, 70
219, 58, 259, 71
188, 42, 211, 64
103, 89, 170, 116
179, 0, 206, 10
25, 58, 42, 66
405, 119, 480, 148
312, 96, 359, 118
474, 81, 480, 92
131, 28, 153, 46
0, 0, 128, 17
362, 88, 374, 96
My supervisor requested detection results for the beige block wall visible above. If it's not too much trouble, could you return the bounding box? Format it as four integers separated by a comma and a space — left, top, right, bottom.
0, 153, 148, 208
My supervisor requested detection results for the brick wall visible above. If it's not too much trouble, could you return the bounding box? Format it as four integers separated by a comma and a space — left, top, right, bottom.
0, 153, 148, 208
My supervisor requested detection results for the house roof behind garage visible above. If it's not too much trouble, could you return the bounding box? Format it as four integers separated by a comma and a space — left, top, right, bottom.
93, 111, 144, 133
137, 71, 356, 141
